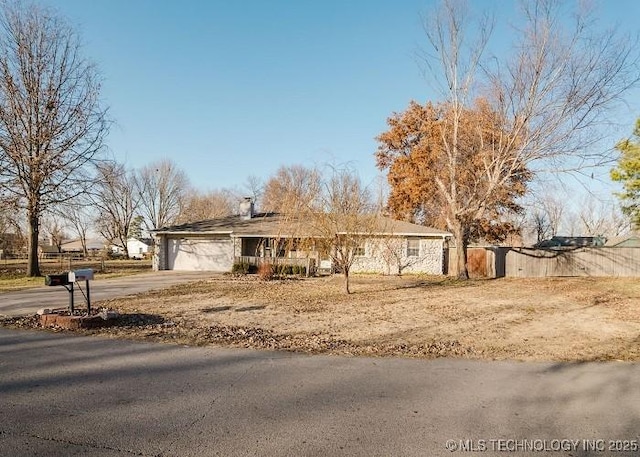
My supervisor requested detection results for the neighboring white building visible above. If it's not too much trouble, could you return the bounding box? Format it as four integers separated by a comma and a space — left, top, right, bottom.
111, 238, 153, 259
126, 238, 153, 259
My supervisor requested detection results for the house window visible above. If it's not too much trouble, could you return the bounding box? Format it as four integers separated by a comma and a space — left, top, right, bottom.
407, 239, 420, 257
354, 241, 366, 257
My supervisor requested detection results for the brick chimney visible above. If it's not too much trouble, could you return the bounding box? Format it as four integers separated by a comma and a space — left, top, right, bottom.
239, 197, 254, 220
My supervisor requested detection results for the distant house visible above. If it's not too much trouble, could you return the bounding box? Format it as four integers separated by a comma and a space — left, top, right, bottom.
109, 238, 153, 259
127, 238, 153, 259
151, 203, 451, 274
38, 243, 60, 258
60, 239, 106, 255
0, 233, 24, 259
534, 235, 606, 248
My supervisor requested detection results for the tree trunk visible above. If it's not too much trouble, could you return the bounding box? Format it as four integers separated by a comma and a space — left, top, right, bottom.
27, 210, 41, 277
121, 236, 130, 258
80, 233, 88, 258
343, 268, 351, 294
452, 221, 469, 280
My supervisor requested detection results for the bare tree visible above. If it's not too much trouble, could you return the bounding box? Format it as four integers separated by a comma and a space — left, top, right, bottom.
526, 187, 631, 239
0, 191, 20, 234
402, 0, 639, 278
0, 202, 11, 235
59, 199, 96, 256
135, 159, 189, 232
40, 215, 68, 252
259, 164, 379, 292
243, 175, 264, 211
304, 166, 376, 294
523, 188, 565, 244
571, 196, 630, 237
0, 2, 108, 276
0, 193, 24, 256
176, 189, 236, 224
529, 211, 552, 244
92, 162, 139, 257
542, 194, 564, 239
262, 165, 321, 213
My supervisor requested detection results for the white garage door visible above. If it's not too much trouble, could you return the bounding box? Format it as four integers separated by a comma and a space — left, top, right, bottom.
167, 237, 234, 271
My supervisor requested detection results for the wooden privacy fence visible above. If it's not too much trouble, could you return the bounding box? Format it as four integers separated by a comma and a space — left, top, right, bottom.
447, 247, 501, 278
505, 247, 640, 277
448, 247, 640, 278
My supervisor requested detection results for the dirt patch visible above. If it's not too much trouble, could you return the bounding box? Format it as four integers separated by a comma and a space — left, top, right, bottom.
3, 275, 640, 361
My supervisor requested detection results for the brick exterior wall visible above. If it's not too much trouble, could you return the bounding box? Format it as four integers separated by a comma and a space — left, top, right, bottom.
154, 233, 446, 275
232, 236, 242, 257
152, 235, 166, 271
351, 237, 445, 275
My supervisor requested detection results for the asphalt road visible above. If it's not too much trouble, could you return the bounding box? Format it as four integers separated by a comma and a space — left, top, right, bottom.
1, 328, 640, 456
0, 271, 216, 317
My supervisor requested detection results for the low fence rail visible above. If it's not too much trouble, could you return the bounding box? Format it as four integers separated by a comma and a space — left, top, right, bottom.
235, 256, 316, 276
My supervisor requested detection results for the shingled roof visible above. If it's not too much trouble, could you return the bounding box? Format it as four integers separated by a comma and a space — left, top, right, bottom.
153, 213, 451, 238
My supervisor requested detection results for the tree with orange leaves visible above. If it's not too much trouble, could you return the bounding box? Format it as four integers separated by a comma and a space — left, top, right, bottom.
376, 99, 531, 279
377, 0, 639, 279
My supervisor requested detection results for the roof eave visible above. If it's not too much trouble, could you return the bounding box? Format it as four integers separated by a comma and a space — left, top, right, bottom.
152, 230, 234, 236
336, 231, 452, 237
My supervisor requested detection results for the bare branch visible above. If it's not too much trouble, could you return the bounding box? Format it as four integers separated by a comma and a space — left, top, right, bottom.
378, 0, 640, 279
135, 159, 189, 231
91, 162, 139, 257
0, 2, 108, 275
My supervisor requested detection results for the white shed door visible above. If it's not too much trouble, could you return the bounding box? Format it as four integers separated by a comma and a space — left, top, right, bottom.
167, 238, 234, 271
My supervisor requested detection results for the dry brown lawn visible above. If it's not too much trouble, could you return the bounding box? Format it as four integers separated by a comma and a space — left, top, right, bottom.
68, 274, 640, 362
0, 259, 152, 291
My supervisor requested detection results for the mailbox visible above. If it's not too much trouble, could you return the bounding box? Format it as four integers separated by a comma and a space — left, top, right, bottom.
68, 268, 94, 282
45, 273, 70, 286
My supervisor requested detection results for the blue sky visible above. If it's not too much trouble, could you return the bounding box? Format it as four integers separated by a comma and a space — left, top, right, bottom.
44, 0, 640, 198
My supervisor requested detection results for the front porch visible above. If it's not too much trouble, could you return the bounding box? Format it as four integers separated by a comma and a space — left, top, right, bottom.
234, 256, 316, 276
236, 236, 319, 276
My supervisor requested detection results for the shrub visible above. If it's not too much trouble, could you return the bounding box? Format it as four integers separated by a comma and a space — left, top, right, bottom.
258, 263, 274, 280
276, 264, 307, 277
231, 261, 250, 275
105, 250, 125, 260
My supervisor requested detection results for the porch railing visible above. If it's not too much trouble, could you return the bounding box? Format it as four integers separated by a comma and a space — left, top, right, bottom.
235, 256, 316, 277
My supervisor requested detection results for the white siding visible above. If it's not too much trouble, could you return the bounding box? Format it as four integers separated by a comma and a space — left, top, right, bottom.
127, 239, 151, 259
166, 237, 234, 271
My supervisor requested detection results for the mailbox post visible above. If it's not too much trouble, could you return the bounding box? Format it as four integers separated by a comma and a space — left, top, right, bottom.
44, 269, 94, 314
68, 269, 94, 314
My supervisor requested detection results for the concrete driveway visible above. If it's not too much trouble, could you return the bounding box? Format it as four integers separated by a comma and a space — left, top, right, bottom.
1, 328, 640, 456
0, 271, 216, 317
